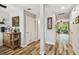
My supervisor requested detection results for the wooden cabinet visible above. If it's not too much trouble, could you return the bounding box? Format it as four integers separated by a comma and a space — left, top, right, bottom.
3, 32, 21, 49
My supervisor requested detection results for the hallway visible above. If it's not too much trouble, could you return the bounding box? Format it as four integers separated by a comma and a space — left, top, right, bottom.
0, 4, 79, 55
0, 41, 75, 55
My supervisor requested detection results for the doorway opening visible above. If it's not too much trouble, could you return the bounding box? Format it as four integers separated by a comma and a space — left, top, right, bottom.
56, 20, 70, 44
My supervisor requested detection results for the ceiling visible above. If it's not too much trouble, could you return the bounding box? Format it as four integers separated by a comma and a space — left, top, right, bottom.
12, 4, 40, 16
48, 4, 74, 14
0, 4, 17, 13
47, 4, 75, 19
0, 4, 40, 17
0, 4, 75, 19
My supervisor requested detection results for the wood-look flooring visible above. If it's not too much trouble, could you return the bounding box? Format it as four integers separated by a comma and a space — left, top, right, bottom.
0, 41, 76, 55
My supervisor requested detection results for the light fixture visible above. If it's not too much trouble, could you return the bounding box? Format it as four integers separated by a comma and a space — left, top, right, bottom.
58, 13, 64, 15
0, 4, 7, 8
61, 6, 65, 9
27, 8, 32, 10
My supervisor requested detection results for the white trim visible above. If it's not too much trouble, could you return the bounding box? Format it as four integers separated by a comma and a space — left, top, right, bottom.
40, 4, 45, 55
0, 41, 3, 46
34, 39, 39, 41
72, 46, 78, 55
73, 48, 77, 54
70, 41, 77, 54
34, 40, 37, 41
70, 42, 77, 54
40, 51, 45, 55
45, 41, 55, 45
74, 49, 77, 55
21, 40, 36, 47
21, 44, 26, 47
0, 44, 2, 46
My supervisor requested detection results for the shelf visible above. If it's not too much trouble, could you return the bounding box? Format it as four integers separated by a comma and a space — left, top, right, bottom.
0, 22, 4, 24
4, 32, 21, 49
10, 39, 18, 41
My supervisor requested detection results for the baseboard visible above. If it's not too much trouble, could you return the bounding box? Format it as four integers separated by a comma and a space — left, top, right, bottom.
74, 50, 78, 55
0, 44, 2, 46
34, 39, 39, 41
34, 37, 40, 41
21, 40, 36, 47
21, 44, 26, 47
45, 41, 55, 45
72, 46, 78, 55
0, 42, 3, 46
40, 51, 45, 55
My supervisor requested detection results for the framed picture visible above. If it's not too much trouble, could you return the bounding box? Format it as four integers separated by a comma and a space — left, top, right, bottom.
47, 17, 52, 29
12, 16, 19, 27
75, 16, 79, 24
0, 17, 5, 24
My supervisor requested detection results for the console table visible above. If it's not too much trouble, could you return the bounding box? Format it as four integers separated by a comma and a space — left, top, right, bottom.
3, 32, 21, 49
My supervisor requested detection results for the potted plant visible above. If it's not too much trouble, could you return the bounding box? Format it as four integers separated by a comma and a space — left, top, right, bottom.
56, 22, 69, 34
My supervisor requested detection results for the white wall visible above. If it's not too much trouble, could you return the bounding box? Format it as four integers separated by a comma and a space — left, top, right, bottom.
0, 5, 39, 47
0, 11, 9, 46
70, 5, 79, 54
8, 8, 25, 47
45, 6, 56, 44
0, 6, 25, 47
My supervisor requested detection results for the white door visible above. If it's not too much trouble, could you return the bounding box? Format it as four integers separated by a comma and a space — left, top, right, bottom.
70, 23, 79, 54
70, 23, 75, 43
25, 12, 35, 45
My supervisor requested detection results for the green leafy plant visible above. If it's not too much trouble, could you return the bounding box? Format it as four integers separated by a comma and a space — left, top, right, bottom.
56, 22, 69, 33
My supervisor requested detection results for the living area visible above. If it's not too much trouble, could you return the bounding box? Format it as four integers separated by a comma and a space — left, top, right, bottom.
0, 4, 79, 55
0, 4, 39, 51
